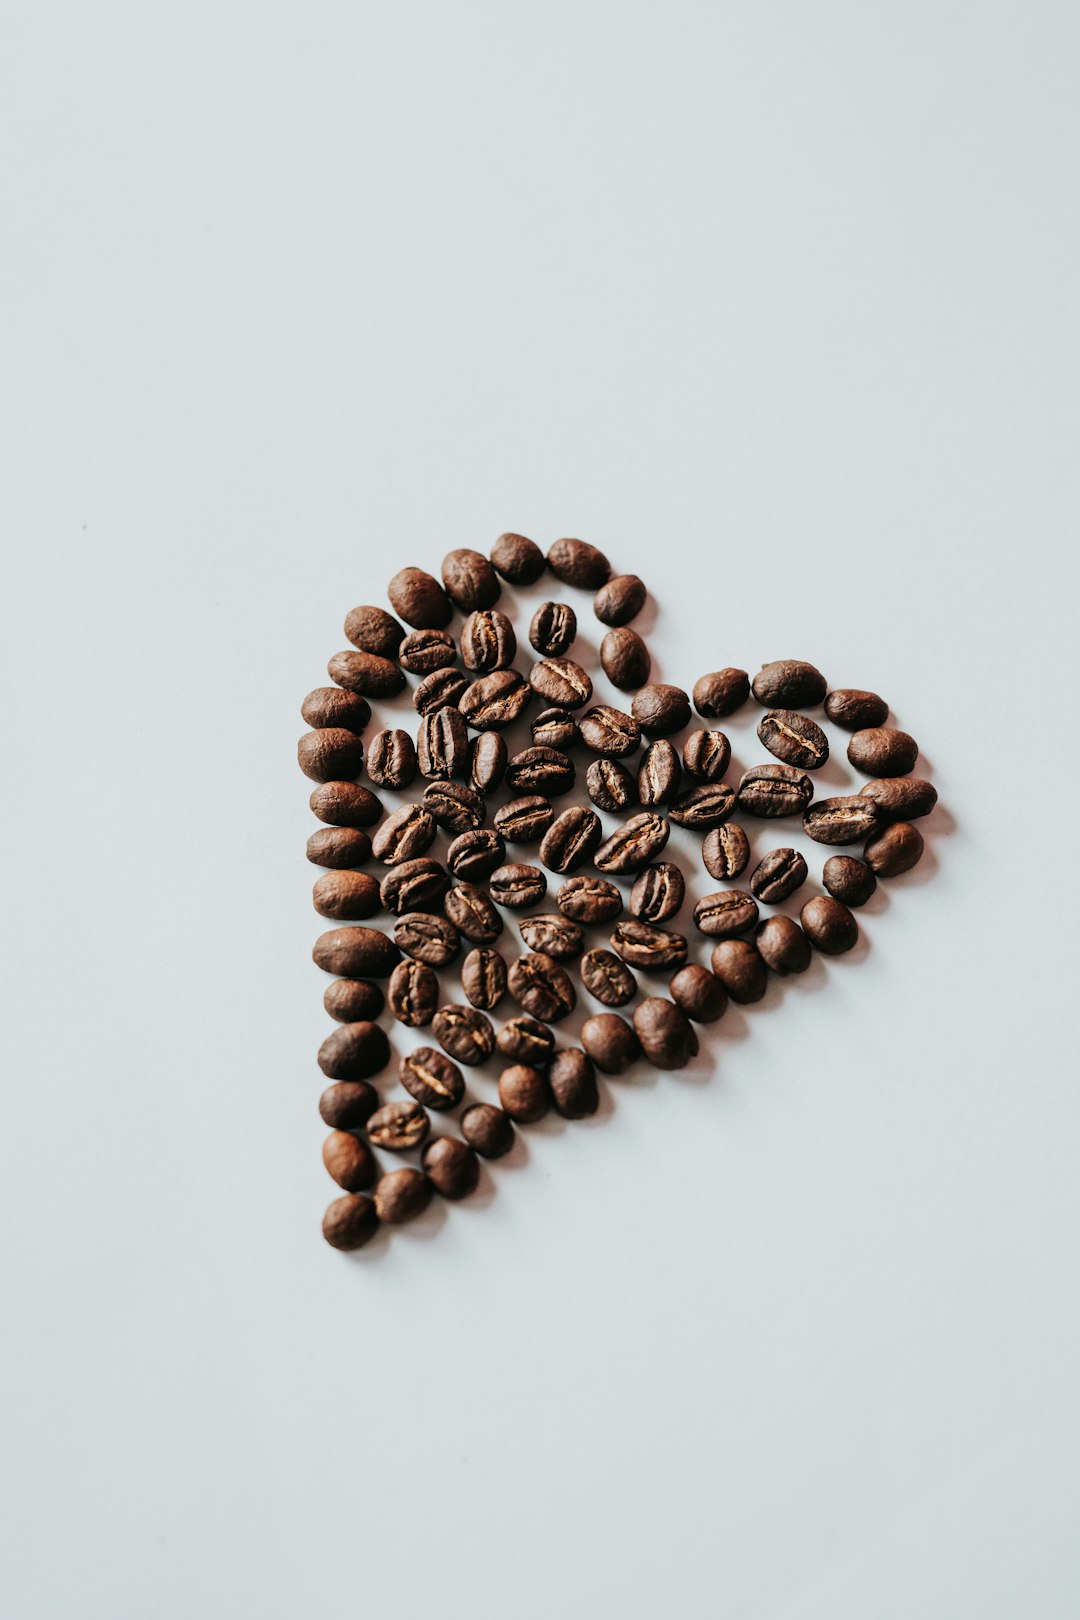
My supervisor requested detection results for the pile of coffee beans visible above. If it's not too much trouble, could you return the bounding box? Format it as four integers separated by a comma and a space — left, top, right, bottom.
301, 537, 939, 1250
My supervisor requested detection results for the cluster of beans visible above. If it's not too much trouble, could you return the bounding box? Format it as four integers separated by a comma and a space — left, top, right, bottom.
299, 534, 938, 1251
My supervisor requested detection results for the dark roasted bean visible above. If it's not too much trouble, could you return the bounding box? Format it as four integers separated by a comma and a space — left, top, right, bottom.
631, 682, 691, 736
319, 1078, 379, 1129
755, 915, 812, 975
387, 959, 439, 1027
393, 912, 460, 966
518, 912, 584, 960
343, 604, 405, 658
803, 796, 881, 845
858, 777, 938, 821
460, 947, 508, 1009
380, 858, 450, 914
398, 627, 458, 675
312, 870, 381, 920
444, 882, 503, 943
800, 895, 858, 954
469, 732, 507, 795
540, 806, 602, 873
421, 1136, 479, 1200
633, 997, 698, 1069
372, 804, 437, 865
549, 1047, 599, 1119
702, 823, 751, 880
749, 848, 808, 903
670, 964, 727, 1023
557, 876, 623, 924
498, 1064, 551, 1123
400, 1044, 468, 1106
751, 660, 827, 708
310, 780, 382, 828
531, 707, 579, 750
693, 668, 750, 718
594, 573, 646, 626
822, 855, 877, 906
692, 890, 759, 939
710, 938, 767, 1003
508, 952, 576, 1020
493, 795, 555, 843
297, 728, 365, 784
422, 780, 486, 833
460, 669, 532, 729
374, 1167, 433, 1224
505, 747, 575, 795
327, 649, 407, 700
414, 665, 469, 716
302, 687, 371, 733
307, 827, 372, 869
446, 827, 505, 880
629, 862, 685, 923
417, 708, 469, 779
581, 1013, 640, 1073
366, 729, 417, 790
441, 547, 501, 611
547, 536, 611, 588
461, 1101, 515, 1157
529, 601, 577, 658
312, 926, 400, 978
682, 729, 730, 781
496, 1017, 555, 1065
864, 820, 924, 876
601, 627, 651, 690
580, 948, 636, 1007
388, 566, 452, 629
491, 531, 545, 584
737, 764, 813, 818
490, 863, 547, 908
847, 727, 919, 777
758, 709, 830, 769
669, 782, 736, 829
594, 811, 669, 874
638, 738, 681, 804
322, 1193, 379, 1250
579, 706, 640, 758
611, 920, 687, 971
461, 609, 516, 672
317, 1020, 391, 1080
431, 1006, 496, 1067
323, 979, 385, 1023
529, 657, 593, 710
586, 758, 638, 811
824, 688, 889, 730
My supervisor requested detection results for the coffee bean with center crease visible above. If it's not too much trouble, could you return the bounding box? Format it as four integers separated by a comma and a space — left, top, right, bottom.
497, 1017, 555, 1065
670, 964, 727, 1023
547, 537, 611, 589
312, 870, 381, 919
531, 709, 578, 751
693, 890, 759, 939
322, 1194, 379, 1251
498, 1064, 551, 1123
490, 863, 547, 908
755, 915, 812, 975
630, 862, 685, 923
800, 896, 858, 955
693, 668, 750, 718
301, 688, 371, 733
460, 947, 508, 1009
469, 732, 507, 795
752, 660, 827, 708
418, 708, 469, 780
864, 820, 924, 876
540, 806, 602, 873
508, 952, 576, 1020
327, 649, 406, 700
579, 706, 641, 758
431, 1006, 496, 1066
594, 573, 646, 626
400, 1045, 467, 1107
441, 547, 501, 611
580, 948, 636, 1007
380, 858, 450, 914
633, 997, 699, 1069
587, 758, 638, 811
669, 782, 736, 829
519, 913, 584, 961
802, 796, 880, 844
461, 609, 516, 672
446, 828, 505, 880
529, 602, 577, 658
758, 709, 830, 770
460, 670, 532, 730
847, 727, 919, 777
505, 747, 575, 796
313, 926, 400, 977
319, 1078, 379, 1129
822, 855, 877, 907
297, 729, 365, 785
444, 883, 503, 943
611, 920, 688, 971
372, 804, 437, 865
307, 827, 372, 869
632, 683, 691, 736
394, 912, 460, 966
529, 657, 593, 710
399, 628, 458, 675
317, 1021, 391, 1080
601, 627, 651, 690
750, 848, 808, 903
581, 1013, 641, 1073
414, 666, 469, 716
493, 796, 554, 843
683, 729, 731, 781
366, 729, 417, 790
550, 1048, 600, 1119
423, 781, 485, 833
638, 739, 681, 804
594, 811, 670, 874
343, 604, 405, 658
710, 938, 767, 1003
323, 979, 385, 1023
558, 876, 623, 924
461, 1101, 515, 1157
702, 823, 751, 880
387, 959, 439, 1027
388, 566, 452, 629
422, 1136, 479, 1200
491, 531, 545, 584
310, 781, 382, 828
859, 777, 938, 820
737, 764, 814, 818
374, 1167, 433, 1224
825, 688, 889, 730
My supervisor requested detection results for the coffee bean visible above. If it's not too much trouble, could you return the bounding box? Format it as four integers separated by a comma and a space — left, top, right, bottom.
441, 547, 501, 611
312, 870, 381, 919
490, 863, 547, 909
317, 1020, 391, 1080
323, 1129, 377, 1193
491, 531, 545, 584
432, 1005, 496, 1066
638, 739, 681, 804
421, 1136, 479, 1199
417, 708, 469, 779
310, 780, 382, 828
710, 938, 767, 1002
366, 729, 417, 790
460, 670, 532, 730
469, 732, 507, 795
531, 708, 579, 750
847, 727, 919, 777
800, 895, 858, 955
328, 649, 406, 700
682, 729, 731, 781
751, 660, 827, 708
822, 856, 877, 906
493, 795, 555, 843
824, 688, 889, 730
586, 758, 638, 811
343, 604, 405, 658
399, 628, 458, 675
669, 782, 736, 829
322, 1193, 379, 1250
581, 1013, 641, 1073
580, 949, 637, 1007
518, 913, 585, 961
557, 876, 624, 925
401, 1044, 468, 1106
372, 804, 437, 865
414, 666, 469, 716
496, 1017, 555, 1065
319, 1078, 379, 1129
301, 687, 371, 733
755, 915, 812, 975
550, 1048, 599, 1119
505, 747, 575, 796
374, 1167, 433, 1224
749, 848, 808, 904
629, 862, 685, 923
611, 920, 688, 971
387, 959, 439, 1027
323, 979, 385, 1023
498, 1064, 551, 1122
757, 709, 830, 770
579, 706, 640, 758
461, 1101, 515, 1157
802, 796, 880, 845
594, 811, 669, 874
692, 890, 759, 939
307, 827, 372, 869
369, 1099, 431, 1150
633, 997, 699, 1069
313, 926, 400, 977
380, 858, 450, 915
547, 537, 611, 588
864, 820, 924, 876
736, 764, 813, 818
422, 780, 486, 833
593, 573, 646, 626
529, 601, 577, 658
693, 668, 750, 718
393, 912, 460, 966
529, 657, 593, 710
508, 952, 576, 1020
388, 566, 453, 629
461, 609, 516, 672
669, 964, 727, 1023
297, 728, 365, 784
858, 777, 938, 820
540, 806, 602, 873
446, 822, 506, 879
601, 627, 651, 690
631, 683, 691, 736
444, 882, 504, 943
701, 823, 751, 880
460, 947, 508, 1009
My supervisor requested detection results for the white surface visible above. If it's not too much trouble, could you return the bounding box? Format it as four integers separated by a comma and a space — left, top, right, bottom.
2, 5, 1078, 1617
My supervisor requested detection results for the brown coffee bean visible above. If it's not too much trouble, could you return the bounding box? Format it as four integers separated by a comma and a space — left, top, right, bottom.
529, 657, 593, 710
388, 567, 452, 629
550, 1048, 599, 1119
317, 1020, 391, 1080
669, 964, 727, 1023
518, 913, 585, 960
669, 782, 736, 829
692, 890, 759, 939
638, 739, 681, 804
557, 876, 623, 924
319, 1078, 379, 1129
490, 863, 547, 908
460, 947, 508, 1009
461, 609, 516, 672
312, 870, 381, 920
755, 915, 812, 975
864, 820, 924, 876
469, 732, 507, 795
461, 1101, 515, 1157
431, 1005, 495, 1066
693, 668, 750, 718
366, 729, 417, 790
343, 604, 405, 658
802, 796, 881, 845
601, 626, 651, 690
323, 979, 385, 1023
323, 1130, 377, 1193
682, 729, 730, 782
421, 1136, 479, 1199
313, 926, 400, 978
310, 781, 382, 828
594, 811, 670, 874
322, 1193, 379, 1250
417, 708, 469, 779
491, 531, 545, 584
749, 848, 808, 904
581, 1013, 641, 1073
393, 912, 460, 966
444, 883, 503, 944
710, 938, 768, 1002
505, 747, 575, 795
758, 710, 830, 770
374, 1167, 433, 1224
422, 781, 486, 833
460, 669, 532, 730
586, 758, 638, 811
800, 895, 858, 955
631, 683, 691, 736
493, 796, 555, 843
399, 628, 458, 675
737, 764, 814, 818
297, 728, 365, 784
847, 727, 919, 777
366, 1103, 429, 1157
441, 548, 501, 611
579, 706, 641, 758
701, 823, 751, 880
594, 573, 646, 626
633, 997, 698, 1069
540, 806, 602, 874
387, 959, 439, 1027
307, 827, 372, 869
447, 827, 505, 881
752, 660, 827, 708
508, 952, 576, 1020
380, 858, 450, 915
531, 708, 579, 750
824, 688, 889, 730
629, 863, 685, 923
822, 856, 877, 907
580, 948, 637, 1007
547, 536, 611, 588
327, 649, 406, 699
372, 804, 437, 865
858, 777, 938, 821
498, 1064, 551, 1122
400, 1044, 467, 1106
496, 1017, 555, 1065
414, 666, 470, 716
611, 920, 688, 971
529, 601, 577, 658
301, 687, 371, 733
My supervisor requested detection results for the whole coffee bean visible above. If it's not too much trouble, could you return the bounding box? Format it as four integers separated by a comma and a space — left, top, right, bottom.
317, 1020, 391, 1081
540, 806, 602, 873
372, 804, 437, 865
444, 882, 503, 944
322, 1193, 379, 1251
374, 1167, 433, 1224
638, 738, 681, 804
594, 811, 669, 874
800, 895, 858, 955
758, 709, 830, 770
581, 1012, 641, 1074
447, 828, 505, 881
629, 862, 685, 923
323, 978, 385, 1023
422, 780, 486, 833
498, 1064, 551, 1123
461, 609, 516, 672
633, 997, 699, 1069
531, 708, 579, 750
682, 729, 730, 782
302, 687, 371, 733
601, 627, 651, 690
497, 1016, 555, 1065
401, 1044, 468, 1106
297, 728, 365, 785
702, 823, 751, 880
310, 780, 382, 828
693, 668, 750, 718
864, 820, 924, 876
380, 858, 450, 915
399, 628, 458, 675
441, 547, 501, 611
460, 669, 532, 730
529, 657, 593, 710
393, 912, 460, 966
737, 764, 814, 818
580, 948, 636, 1007
611, 920, 688, 971
508, 952, 576, 1020
369, 1099, 431, 1151
586, 758, 638, 811
822, 855, 877, 906
312, 870, 381, 919
692, 890, 759, 939
547, 536, 611, 589
749, 848, 808, 904
493, 795, 555, 843
491, 531, 545, 585
550, 1048, 599, 1119
529, 601, 577, 658
579, 706, 640, 758
594, 573, 646, 626
417, 708, 469, 779
366, 729, 417, 790
558, 876, 623, 925
847, 727, 919, 777
327, 649, 406, 700
669, 783, 736, 829
670, 964, 727, 1023
432, 1005, 496, 1066
388, 566, 453, 629
755, 915, 812, 975
505, 747, 575, 796
859, 777, 938, 821
313, 926, 400, 978
421, 1135, 479, 1199
710, 938, 767, 1003
631, 682, 691, 736
344, 604, 405, 658
490, 863, 548, 909
460, 947, 508, 1009
319, 1078, 379, 1129
825, 688, 889, 730
802, 796, 881, 845
323, 1129, 377, 1193
414, 666, 469, 716
387, 959, 439, 1027
461, 1101, 515, 1157
519, 913, 585, 960
469, 732, 507, 795
752, 660, 827, 708
307, 826, 372, 869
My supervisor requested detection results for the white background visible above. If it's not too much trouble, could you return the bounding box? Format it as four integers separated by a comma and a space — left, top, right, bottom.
2, 4, 1078, 1617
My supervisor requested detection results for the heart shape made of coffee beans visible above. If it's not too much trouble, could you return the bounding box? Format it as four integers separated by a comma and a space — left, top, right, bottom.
300, 535, 938, 1252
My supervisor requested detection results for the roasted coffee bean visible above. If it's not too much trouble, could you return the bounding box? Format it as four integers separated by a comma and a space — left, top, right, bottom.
327, 649, 407, 700
550, 1048, 599, 1119
399, 628, 458, 675
498, 1064, 551, 1123
594, 811, 669, 874
307, 826, 372, 869
669, 782, 736, 829
631, 683, 691, 736
372, 804, 437, 865
460, 947, 508, 1009
388, 566, 453, 629
505, 747, 575, 796
864, 820, 924, 876
400, 1044, 468, 1106
319, 1078, 379, 1129
323, 978, 385, 1023
422, 780, 485, 833
323, 1129, 377, 1193
421, 1135, 479, 1199
859, 777, 938, 821
557, 876, 623, 924
822, 855, 877, 906
312, 870, 381, 919
800, 895, 859, 955
581, 1013, 641, 1073
301, 687, 371, 733
432, 1005, 496, 1066
531, 708, 579, 750
310, 780, 382, 828
751, 660, 827, 708
414, 666, 469, 716
393, 912, 460, 966
692, 890, 759, 939
461, 1101, 516, 1158
366, 729, 417, 790
586, 758, 638, 811
441, 547, 501, 611
529, 657, 593, 710
469, 732, 507, 795
490, 863, 547, 908
758, 709, 830, 770
547, 536, 611, 589
580, 948, 636, 1007
847, 726, 919, 777
460, 669, 532, 730
825, 688, 889, 730
669, 964, 727, 1023
508, 951, 576, 1020
297, 728, 365, 784
369, 1100, 431, 1151
447, 827, 505, 881
374, 1167, 433, 1224
579, 706, 640, 758
638, 739, 681, 805
633, 997, 699, 1069
322, 1193, 379, 1251
387, 959, 439, 1027
611, 920, 688, 971
313, 926, 400, 978
461, 609, 516, 672
317, 1020, 391, 1081
629, 862, 685, 924
380, 858, 450, 915
750, 848, 808, 903
682, 729, 730, 782
496, 1017, 555, 1065
701, 823, 751, 880
343, 604, 405, 658
491, 531, 545, 584
594, 573, 646, 626
693, 668, 750, 718
444, 882, 503, 943
417, 708, 469, 779
540, 806, 602, 874
802, 796, 881, 845
601, 626, 651, 690
529, 601, 577, 658
710, 938, 767, 1003
519, 913, 585, 961
755, 915, 812, 975
737, 764, 813, 818
493, 795, 555, 843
